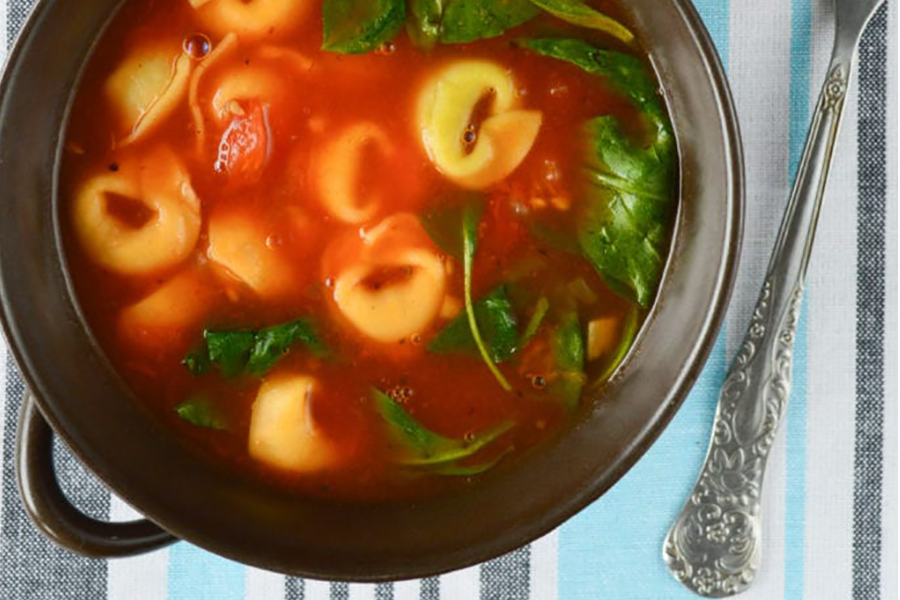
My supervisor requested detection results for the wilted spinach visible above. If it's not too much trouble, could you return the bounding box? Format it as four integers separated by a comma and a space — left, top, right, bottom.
519, 38, 676, 307
429, 285, 519, 362
373, 389, 512, 474
526, 0, 632, 43
440, 0, 540, 44
322, 0, 406, 54
175, 396, 227, 430
184, 319, 327, 379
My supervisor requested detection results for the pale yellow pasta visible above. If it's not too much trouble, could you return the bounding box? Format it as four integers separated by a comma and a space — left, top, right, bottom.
118, 266, 211, 343
206, 211, 292, 298
189, 32, 239, 146
325, 214, 446, 344
210, 68, 283, 122
313, 122, 394, 224
249, 374, 337, 472
417, 60, 543, 189
105, 45, 194, 146
191, 0, 312, 41
72, 148, 201, 274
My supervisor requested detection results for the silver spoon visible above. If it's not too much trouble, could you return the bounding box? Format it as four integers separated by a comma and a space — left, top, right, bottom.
662, 0, 885, 596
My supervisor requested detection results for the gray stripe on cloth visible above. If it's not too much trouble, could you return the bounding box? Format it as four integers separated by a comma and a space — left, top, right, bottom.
331, 582, 349, 600
285, 577, 305, 600
420, 576, 439, 600
853, 4, 889, 600
375, 582, 394, 600
5, 0, 35, 50
480, 546, 529, 600
1, 355, 110, 599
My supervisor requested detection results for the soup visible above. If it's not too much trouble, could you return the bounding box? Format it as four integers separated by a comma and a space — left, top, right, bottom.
62, 0, 677, 500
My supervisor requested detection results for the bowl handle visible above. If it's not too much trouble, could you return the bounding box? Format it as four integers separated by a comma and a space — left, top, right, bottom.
15, 391, 178, 557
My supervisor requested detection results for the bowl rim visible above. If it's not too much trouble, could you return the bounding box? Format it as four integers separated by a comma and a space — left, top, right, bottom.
0, 0, 744, 580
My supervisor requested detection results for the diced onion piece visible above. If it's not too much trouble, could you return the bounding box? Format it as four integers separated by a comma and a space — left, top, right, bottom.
106, 46, 193, 146
206, 211, 291, 298
587, 317, 618, 362
248, 374, 336, 472
72, 147, 201, 274
418, 60, 542, 189
192, 0, 312, 40
119, 267, 211, 345
313, 122, 393, 224
324, 214, 447, 344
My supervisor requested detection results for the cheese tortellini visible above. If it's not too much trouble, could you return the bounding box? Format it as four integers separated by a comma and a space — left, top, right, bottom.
249, 374, 337, 472
72, 147, 201, 274
323, 214, 447, 344
313, 122, 394, 224
106, 43, 194, 146
188, 0, 312, 41
417, 60, 543, 189
119, 266, 213, 345
206, 210, 293, 298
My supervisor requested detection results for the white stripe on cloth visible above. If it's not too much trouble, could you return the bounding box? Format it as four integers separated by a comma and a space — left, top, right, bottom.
393, 579, 422, 600
347, 583, 377, 600
726, 0, 794, 595
304, 579, 333, 600
879, 3, 898, 599
243, 568, 284, 600
107, 495, 169, 600
803, 2, 858, 597
441, 564, 481, 599
529, 531, 558, 600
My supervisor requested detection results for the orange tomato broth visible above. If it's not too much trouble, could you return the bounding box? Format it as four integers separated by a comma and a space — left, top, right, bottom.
61, 0, 661, 500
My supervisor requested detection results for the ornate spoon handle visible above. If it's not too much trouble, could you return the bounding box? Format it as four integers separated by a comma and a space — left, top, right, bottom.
662, 1, 883, 595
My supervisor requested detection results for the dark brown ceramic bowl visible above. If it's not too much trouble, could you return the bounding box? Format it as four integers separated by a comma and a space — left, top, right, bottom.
0, 0, 742, 581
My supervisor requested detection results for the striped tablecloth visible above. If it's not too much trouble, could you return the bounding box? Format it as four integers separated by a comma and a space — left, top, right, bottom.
1, 0, 896, 598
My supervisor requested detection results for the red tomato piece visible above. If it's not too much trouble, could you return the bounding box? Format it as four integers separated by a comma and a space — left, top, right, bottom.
214, 103, 271, 186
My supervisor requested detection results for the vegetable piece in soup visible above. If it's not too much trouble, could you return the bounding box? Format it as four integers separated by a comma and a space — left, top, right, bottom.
61, 0, 676, 500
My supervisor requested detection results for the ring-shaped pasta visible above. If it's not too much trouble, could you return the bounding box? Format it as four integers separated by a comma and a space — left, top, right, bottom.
313, 122, 394, 224
72, 148, 201, 275
189, 0, 312, 41
105, 44, 194, 146
417, 60, 543, 189
324, 214, 447, 344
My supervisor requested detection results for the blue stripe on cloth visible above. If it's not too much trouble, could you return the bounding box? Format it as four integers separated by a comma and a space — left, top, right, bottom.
167, 543, 246, 600
557, 3, 730, 598
557, 333, 728, 600
785, 0, 813, 596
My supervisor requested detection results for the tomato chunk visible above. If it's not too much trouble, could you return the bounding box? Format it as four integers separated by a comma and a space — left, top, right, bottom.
215, 103, 271, 185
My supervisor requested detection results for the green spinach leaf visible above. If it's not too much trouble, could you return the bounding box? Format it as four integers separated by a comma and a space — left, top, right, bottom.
373, 389, 512, 470
595, 305, 639, 382
175, 397, 226, 430
462, 203, 514, 390
527, 0, 633, 43
407, 0, 444, 48
182, 348, 211, 376
322, 0, 405, 54
430, 285, 519, 362
441, 0, 540, 44
547, 312, 587, 409
519, 38, 676, 307
519, 296, 550, 347
205, 330, 255, 378
248, 320, 328, 375
186, 319, 327, 378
